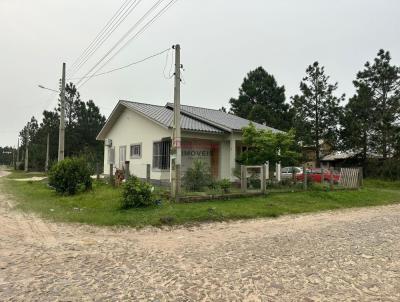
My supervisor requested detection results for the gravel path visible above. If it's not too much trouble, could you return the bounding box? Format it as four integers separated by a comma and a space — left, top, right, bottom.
0, 174, 400, 301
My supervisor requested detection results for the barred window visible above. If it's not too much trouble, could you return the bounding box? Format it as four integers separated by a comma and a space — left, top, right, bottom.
130, 143, 142, 158
153, 140, 171, 170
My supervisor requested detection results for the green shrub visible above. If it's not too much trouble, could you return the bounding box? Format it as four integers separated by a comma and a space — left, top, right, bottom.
121, 176, 154, 208
49, 157, 92, 195
366, 159, 400, 180
182, 160, 212, 191
218, 178, 231, 193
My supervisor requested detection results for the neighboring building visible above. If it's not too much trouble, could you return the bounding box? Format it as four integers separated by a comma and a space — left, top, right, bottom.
97, 100, 281, 185
321, 150, 383, 169
302, 140, 333, 168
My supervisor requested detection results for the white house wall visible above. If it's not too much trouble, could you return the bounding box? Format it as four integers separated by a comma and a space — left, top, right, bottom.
103, 108, 171, 181
102, 108, 243, 182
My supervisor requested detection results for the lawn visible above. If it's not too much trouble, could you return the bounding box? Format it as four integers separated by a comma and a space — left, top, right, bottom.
2, 171, 400, 228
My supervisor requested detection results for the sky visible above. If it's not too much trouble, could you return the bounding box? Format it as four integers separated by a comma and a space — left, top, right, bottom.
0, 0, 399, 147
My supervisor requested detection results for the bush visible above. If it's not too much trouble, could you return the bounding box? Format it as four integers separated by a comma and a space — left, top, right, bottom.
218, 178, 231, 193
121, 176, 154, 208
366, 159, 400, 180
182, 160, 212, 191
49, 157, 92, 195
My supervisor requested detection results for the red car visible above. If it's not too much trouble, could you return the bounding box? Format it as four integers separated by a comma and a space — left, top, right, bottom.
296, 168, 340, 183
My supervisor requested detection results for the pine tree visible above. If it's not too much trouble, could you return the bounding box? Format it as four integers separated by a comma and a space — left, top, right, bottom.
353, 49, 400, 158
340, 85, 375, 161
291, 62, 344, 166
229, 67, 292, 131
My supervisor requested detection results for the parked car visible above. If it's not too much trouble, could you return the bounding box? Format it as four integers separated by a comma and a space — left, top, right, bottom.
296, 168, 340, 183
280, 166, 303, 179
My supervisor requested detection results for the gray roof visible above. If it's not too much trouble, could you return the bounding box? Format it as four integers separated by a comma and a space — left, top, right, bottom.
97, 100, 282, 140
322, 150, 383, 161
121, 101, 223, 133
165, 102, 281, 133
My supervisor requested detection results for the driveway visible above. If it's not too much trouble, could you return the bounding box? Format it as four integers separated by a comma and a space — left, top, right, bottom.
0, 174, 399, 301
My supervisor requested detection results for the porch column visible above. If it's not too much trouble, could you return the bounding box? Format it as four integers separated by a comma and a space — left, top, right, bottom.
229, 137, 236, 181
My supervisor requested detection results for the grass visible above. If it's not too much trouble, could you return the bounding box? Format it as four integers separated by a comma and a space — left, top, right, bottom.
2, 171, 400, 228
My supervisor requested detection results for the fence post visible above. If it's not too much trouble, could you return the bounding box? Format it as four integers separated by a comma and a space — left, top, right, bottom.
109, 163, 114, 186
265, 161, 269, 180
261, 164, 267, 194
146, 164, 151, 183
358, 167, 363, 188
321, 167, 324, 184
330, 167, 334, 191
303, 164, 307, 190
124, 161, 130, 180
241, 165, 246, 193
96, 163, 100, 180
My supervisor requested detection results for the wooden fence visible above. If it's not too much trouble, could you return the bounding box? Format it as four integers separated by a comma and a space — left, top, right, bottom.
339, 168, 363, 189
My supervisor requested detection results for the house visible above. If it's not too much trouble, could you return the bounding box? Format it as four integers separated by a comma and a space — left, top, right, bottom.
301, 140, 333, 168
96, 100, 281, 185
321, 150, 383, 169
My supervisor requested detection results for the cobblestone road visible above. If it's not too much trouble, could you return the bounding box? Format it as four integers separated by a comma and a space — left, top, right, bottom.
0, 174, 399, 301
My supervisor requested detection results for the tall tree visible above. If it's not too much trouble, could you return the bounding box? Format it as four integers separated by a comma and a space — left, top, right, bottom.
18, 84, 106, 171
291, 62, 344, 166
353, 49, 400, 159
229, 67, 292, 131
340, 85, 375, 161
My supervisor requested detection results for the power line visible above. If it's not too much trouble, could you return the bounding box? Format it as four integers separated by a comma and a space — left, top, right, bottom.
71, 0, 144, 76
69, 0, 134, 73
70, 0, 144, 77
67, 48, 169, 81
163, 48, 175, 79
78, 0, 178, 89
73, 0, 142, 74
75, 0, 166, 87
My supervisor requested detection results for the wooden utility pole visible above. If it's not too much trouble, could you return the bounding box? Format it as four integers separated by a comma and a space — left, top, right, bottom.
24, 126, 29, 172
17, 138, 20, 163
12, 147, 15, 170
58, 62, 66, 162
45, 132, 50, 172
171, 44, 181, 200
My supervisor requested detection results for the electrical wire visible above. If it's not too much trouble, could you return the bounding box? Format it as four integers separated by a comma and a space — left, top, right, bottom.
78, 0, 178, 89
67, 48, 169, 81
75, 0, 166, 87
72, 0, 144, 77
69, 0, 143, 77
69, 0, 133, 73
163, 48, 175, 79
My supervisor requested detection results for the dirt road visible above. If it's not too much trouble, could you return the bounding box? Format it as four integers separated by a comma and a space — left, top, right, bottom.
0, 172, 399, 301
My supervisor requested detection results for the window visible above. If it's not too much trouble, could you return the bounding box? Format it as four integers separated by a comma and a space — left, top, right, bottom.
108, 147, 115, 164
153, 140, 171, 170
130, 143, 142, 159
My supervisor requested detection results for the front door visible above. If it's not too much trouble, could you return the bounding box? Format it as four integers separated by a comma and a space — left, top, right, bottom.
119, 146, 126, 169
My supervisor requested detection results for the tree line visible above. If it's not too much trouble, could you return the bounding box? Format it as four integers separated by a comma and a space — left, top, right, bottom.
227, 49, 400, 168
16, 83, 106, 171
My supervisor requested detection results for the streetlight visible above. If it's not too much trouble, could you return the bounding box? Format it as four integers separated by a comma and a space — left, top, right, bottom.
37, 62, 66, 162
38, 85, 59, 93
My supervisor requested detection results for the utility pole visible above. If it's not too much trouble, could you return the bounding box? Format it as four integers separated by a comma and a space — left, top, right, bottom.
17, 138, 20, 163
12, 146, 15, 170
171, 44, 181, 200
58, 62, 66, 162
45, 132, 50, 172
24, 125, 29, 172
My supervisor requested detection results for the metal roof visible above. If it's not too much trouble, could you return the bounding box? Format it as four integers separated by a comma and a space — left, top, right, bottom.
121, 101, 224, 133
97, 100, 282, 140
322, 150, 383, 161
165, 102, 282, 133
